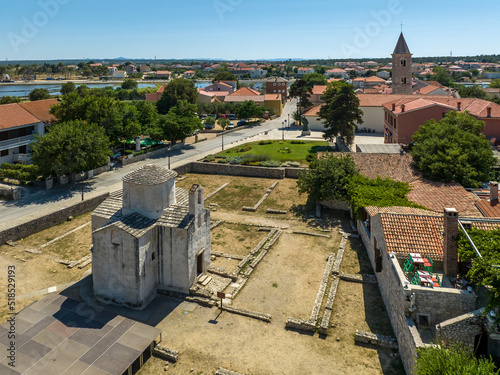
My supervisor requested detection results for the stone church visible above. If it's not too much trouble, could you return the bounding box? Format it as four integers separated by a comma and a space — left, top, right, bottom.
91, 164, 211, 310
392, 32, 413, 95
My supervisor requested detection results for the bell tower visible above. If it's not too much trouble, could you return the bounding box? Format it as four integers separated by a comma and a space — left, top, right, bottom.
392, 33, 412, 95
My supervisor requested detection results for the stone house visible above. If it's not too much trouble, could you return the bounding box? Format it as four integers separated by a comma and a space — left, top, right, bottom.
92, 165, 211, 310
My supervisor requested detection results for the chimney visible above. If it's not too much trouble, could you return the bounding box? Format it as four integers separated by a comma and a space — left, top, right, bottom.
443, 208, 458, 278
401, 104, 405, 113
487, 107, 492, 117
392, 103, 396, 111
457, 101, 461, 111
490, 181, 498, 202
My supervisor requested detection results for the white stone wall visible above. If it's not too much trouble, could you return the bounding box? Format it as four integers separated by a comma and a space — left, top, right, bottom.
123, 181, 175, 220
158, 226, 190, 293
93, 229, 144, 308
138, 231, 159, 308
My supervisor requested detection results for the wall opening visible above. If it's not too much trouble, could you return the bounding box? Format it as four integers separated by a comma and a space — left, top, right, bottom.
418, 314, 431, 328
375, 239, 382, 273
197, 250, 204, 275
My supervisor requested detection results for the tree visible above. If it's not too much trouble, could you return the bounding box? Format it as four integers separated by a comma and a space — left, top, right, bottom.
416, 343, 498, 375
212, 71, 238, 83
152, 100, 202, 144
470, 68, 480, 77
236, 100, 260, 120
431, 66, 454, 87
60, 81, 75, 95
131, 100, 159, 135
156, 78, 198, 115
204, 116, 215, 126
289, 79, 313, 126
217, 117, 230, 130
29, 88, 50, 101
303, 72, 327, 86
297, 153, 358, 202
318, 81, 363, 146
0, 96, 20, 105
31, 120, 111, 177
411, 110, 496, 188
121, 79, 138, 90
458, 85, 487, 99
490, 79, 500, 88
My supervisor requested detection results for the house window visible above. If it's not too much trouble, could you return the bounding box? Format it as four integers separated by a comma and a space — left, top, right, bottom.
0, 150, 8, 157
273, 83, 276, 86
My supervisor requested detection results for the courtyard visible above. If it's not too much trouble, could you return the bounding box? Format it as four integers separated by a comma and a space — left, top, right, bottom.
0, 173, 404, 374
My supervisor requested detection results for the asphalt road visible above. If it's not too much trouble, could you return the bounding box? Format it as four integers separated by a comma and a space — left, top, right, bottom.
0, 99, 298, 227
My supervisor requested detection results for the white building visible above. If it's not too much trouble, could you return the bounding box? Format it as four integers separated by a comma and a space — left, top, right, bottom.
92, 165, 211, 310
113, 70, 127, 79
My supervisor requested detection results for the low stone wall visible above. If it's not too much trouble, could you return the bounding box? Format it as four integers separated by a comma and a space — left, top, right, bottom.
355, 330, 398, 349
436, 308, 484, 351
310, 253, 336, 323
293, 230, 330, 238
0, 192, 109, 245
122, 142, 184, 166
91, 163, 110, 177
189, 162, 286, 179
285, 317, 316, 332
215, 367, 245, 375
0, 183, 22, 200
319, 199, 350, 212
153, 345, 179, 362
284, 167, 305, 179
332, 235, 348, 275
205, 183, 229, 200
222, 305, 271, 323
340, 273, 378, 285
320, 277, 340, 335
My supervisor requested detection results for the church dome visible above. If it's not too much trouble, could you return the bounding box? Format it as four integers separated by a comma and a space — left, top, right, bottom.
122, 164, 177, 185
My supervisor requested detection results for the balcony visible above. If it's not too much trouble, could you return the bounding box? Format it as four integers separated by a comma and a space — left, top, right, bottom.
12, 153, 32, 165
0, 135, 34, 150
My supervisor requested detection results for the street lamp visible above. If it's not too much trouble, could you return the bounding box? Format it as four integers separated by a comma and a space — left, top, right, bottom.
80, 171, 85, 201
222, 132, 224, 151
168, 144, 171, 169
282, 121, 285, 141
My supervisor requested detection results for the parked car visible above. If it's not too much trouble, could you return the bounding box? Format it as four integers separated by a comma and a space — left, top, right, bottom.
219, 114, 226, 119
229, 114, 236, 120
227, 122, 235, 129
237, 120, 246, 126
205, 124, 215, 130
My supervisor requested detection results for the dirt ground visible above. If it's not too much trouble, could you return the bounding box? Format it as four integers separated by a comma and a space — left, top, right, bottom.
0, 174, 404, 374
0, 213, 92, 323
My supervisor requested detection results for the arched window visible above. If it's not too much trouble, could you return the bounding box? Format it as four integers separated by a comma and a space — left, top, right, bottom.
401, 59, 406, 67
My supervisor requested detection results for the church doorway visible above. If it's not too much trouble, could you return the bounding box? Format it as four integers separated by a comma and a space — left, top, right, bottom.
197, 250, 204, 275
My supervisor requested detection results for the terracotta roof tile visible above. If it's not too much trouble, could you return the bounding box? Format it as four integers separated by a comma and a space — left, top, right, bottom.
0, 103, 40, 130
18, 99, 58, 123
229, 87, 260, 96
475, 199, 500, 218
312, 85, 327, 95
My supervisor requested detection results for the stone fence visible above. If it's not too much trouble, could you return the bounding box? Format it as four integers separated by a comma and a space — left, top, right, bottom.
0, 192, 110, 245
436, 308, 484, 351
0, 183, 22, 200
122, 142, 184, 166
189, 162, 286, 179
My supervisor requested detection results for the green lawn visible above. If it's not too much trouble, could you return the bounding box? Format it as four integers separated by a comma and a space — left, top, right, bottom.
216, 140, 331, 164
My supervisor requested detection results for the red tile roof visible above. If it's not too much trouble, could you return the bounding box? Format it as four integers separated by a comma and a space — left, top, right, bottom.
312, 85, 327, 95
18, 99, 58, 124
303, 105, 322, 117
365, 206, 436, 217
350, 154, 480, 216
475, 199, 500, 218
264, 94, 282, 101
0, 104, 40, 130
380, 213, 444, 260
229, 87, 260, 96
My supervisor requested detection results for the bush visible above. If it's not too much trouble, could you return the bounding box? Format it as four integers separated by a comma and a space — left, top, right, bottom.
124, 150, 134, 155
290, 140, 305, 144
258, 140, 274, 145
241, 154, 269, 165
204, 154, 215, 162
234, 145, 252, 153
230, 156, 242, 164
260, 160, 281, 167
0, 163, 39, 182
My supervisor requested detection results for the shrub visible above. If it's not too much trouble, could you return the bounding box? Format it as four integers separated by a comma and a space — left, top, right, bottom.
230, 156, 242, 164
241, 154, 269, 165
235, 145, 252, 153
260, 160, 281, 167
204, 154, 215, 162
124, 150, 134, 155
0, 163, 39, 181
258, 140, 274, 145
290, 140, 305, 144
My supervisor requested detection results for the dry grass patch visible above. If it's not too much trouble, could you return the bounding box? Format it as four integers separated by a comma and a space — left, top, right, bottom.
340, 236, 376, 276
234, 232, 339, 320
211, 222, 268, 257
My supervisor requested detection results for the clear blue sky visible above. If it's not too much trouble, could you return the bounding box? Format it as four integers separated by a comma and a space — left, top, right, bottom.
1, 0, 498, 61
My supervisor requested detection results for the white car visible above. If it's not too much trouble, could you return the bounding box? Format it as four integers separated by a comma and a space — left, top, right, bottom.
227, 122, 235, 129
